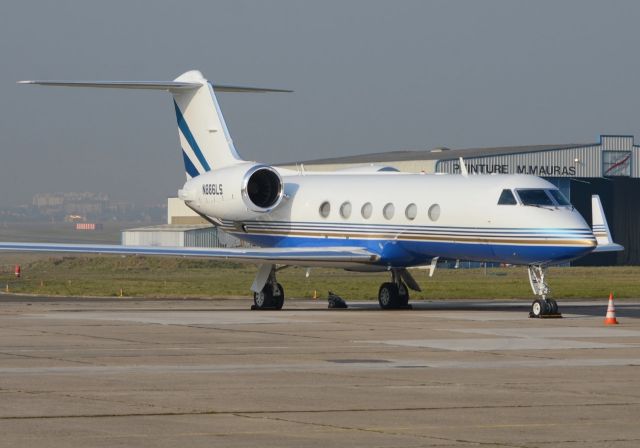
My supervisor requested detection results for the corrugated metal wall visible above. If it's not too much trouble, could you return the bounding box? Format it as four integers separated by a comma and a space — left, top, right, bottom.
601, 135, 634, 150
122, 230, 185, 247
123, 226, 246, 248
436, 136, 638, 179
437, 145, 604, 177
184, 228, 222, 248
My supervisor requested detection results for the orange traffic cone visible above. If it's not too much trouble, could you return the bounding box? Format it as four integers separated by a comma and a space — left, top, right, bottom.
604, 292, 619, 325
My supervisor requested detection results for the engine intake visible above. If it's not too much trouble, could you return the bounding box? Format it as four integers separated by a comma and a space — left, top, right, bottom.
242, 165, 284, 212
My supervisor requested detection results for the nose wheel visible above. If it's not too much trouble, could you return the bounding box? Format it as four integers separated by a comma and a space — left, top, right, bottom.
528, 265, 561, 318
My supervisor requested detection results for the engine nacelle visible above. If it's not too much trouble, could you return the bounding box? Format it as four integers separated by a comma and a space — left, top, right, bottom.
179, 163, 285, 220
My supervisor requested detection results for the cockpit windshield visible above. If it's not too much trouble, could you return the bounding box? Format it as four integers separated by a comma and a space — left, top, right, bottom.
548, 189, 571, 206
498, 189, 517, 205
516, 189, 554, 206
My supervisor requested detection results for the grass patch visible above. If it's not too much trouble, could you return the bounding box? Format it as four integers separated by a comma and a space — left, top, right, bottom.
1, 255, 639, 300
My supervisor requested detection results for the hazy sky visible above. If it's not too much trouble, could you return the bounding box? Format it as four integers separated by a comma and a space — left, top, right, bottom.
1, 0, 640, 206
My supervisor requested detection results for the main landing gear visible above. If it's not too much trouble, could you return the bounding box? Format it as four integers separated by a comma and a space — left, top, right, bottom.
249, 265, 421, 311
528, 264, 561, 318
378, 268, 420, 310
251, 265, 285, 310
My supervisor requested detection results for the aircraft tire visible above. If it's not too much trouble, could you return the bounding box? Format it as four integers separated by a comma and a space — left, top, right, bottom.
398, 282, 410, 307
548, 298, 558, 314
273, 283, 285, 310
530, 298, 548, 317
254, 286, 274, 309
378, 283, 400, 309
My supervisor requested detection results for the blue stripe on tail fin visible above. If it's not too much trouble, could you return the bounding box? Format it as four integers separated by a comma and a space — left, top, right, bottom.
173, 100, 211, 172
182, 149, 200, 178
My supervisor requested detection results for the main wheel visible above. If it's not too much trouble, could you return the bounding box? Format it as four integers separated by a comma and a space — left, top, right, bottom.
273, 283, 285, 310
378, 283, 400, 309
397, 282, 410, 307
253, 285, 274, 309
531, 298, 548, 317
547, 298, 558, 314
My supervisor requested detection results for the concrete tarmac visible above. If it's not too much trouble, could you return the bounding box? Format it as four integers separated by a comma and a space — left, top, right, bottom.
1, 295, 640, 447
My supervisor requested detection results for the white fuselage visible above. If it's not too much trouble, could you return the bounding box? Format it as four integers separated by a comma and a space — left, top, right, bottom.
182, 169, 596, 268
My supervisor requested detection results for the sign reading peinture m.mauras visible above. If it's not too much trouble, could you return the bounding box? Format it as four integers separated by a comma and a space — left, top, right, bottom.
449, 163, 577, 176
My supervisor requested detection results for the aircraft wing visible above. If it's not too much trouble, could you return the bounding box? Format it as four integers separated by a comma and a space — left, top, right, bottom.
0, 242, 379, 267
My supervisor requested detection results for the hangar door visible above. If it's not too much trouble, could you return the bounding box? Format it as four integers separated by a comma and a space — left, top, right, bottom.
569, 178, 640, 266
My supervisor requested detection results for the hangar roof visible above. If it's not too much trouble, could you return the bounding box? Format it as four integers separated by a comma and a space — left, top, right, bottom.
287, 143, 583, 165
124, 224, 213, 232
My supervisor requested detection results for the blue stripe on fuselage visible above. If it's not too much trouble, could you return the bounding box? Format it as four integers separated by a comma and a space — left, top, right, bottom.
226, 233, 594, 266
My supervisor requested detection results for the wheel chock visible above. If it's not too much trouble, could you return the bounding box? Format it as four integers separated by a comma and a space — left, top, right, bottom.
327, 291, 348, 309
529, 312, 563, 319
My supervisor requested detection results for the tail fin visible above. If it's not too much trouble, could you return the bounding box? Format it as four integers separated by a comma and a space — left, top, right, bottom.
591, 195, 624, 253
19, 71, 292, 179
172, 70, 241, 177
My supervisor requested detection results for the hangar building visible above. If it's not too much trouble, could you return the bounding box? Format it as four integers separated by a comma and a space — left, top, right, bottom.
121, 198, 244, 248
285, 135, 640, 265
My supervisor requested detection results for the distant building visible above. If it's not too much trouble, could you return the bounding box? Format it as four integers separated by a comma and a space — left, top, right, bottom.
75, 223, 103, 231
122, 224, 243, 248
30, 192, 143, 221
167, 198, 209, 225
32, 192, 110, 217
121, 198, 244, 248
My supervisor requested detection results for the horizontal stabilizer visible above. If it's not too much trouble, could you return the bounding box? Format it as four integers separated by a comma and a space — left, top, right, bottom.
18, 80, 293, 93
0, 242, 378, 267
18, 69, 293, 178
591, 195, 624, 253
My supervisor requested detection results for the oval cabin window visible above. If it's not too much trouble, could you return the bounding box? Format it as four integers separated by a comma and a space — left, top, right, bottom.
428, 204, 440, 221
383, 203, 395, 220
361, 202, 372, 219
340, 201, 352, 219
405, 203, 417, 220
319, 201, 331, 218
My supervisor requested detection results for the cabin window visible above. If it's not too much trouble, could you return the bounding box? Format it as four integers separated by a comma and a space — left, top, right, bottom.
405, 203, 417, 220
319, 201, 331, 218
516, 189, 554, 206
383, 203, 395, 220
340, 201, 352, 219
498, 189, 517, 205
361, 202, 373, 219
428, 204, 440, 221
549, 189, 571, 206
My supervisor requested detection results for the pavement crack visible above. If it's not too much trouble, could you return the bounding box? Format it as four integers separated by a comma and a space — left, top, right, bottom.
0, 351, 97, 366
2, 401, 639, 420
232, 412, 528, 447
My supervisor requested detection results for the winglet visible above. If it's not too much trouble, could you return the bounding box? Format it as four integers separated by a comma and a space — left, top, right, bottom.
591, 195, 624, 252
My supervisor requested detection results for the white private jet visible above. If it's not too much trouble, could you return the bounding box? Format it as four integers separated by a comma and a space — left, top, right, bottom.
0, 70, 623, 316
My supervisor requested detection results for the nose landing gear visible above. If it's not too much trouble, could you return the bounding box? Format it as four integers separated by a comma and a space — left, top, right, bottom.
528, 265, 561, 318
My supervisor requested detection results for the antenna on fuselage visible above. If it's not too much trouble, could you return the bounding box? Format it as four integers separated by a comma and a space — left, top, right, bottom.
459, 157, 469, 177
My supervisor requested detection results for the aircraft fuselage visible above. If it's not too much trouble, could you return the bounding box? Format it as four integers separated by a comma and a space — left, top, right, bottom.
183, 170, 596, 268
